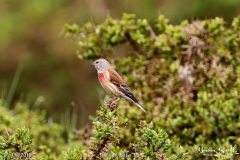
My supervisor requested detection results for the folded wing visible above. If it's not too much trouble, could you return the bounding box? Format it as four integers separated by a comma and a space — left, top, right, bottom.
108, 68, 138, 103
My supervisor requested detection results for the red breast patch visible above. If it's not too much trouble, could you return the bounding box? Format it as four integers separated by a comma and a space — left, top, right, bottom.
98, 73, 106, 83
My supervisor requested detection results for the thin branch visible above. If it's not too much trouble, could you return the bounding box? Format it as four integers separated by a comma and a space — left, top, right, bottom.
5, 128, 10, 137
125, 32, 142, 55
148, 24, 157, 40
92, 137, 109, 160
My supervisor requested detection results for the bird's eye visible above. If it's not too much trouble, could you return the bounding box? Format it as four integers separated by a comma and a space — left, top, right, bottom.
96, 62, 99, 64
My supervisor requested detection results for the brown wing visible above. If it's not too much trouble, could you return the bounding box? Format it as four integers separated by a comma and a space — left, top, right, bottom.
108, 68, 127, 86
108, 68, 138, 103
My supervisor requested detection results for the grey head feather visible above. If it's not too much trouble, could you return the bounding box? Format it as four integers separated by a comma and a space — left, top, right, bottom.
92, 58, 112, 72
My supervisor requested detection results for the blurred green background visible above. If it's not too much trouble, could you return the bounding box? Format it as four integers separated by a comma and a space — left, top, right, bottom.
1, 0, 240, 128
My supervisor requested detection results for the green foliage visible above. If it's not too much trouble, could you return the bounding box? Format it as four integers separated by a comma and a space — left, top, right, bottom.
2, 12, 240, 160
64, 147, 88, 160
64, 104, 172, 159
131, 121, 172, 159
0, 127, 33, 159
0, 101, 73, 159
2, 98, 172, 159
65, 13, 240, 159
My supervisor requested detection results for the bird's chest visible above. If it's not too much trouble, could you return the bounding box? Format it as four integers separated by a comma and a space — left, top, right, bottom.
97, 72, 120, 96
98, 73, 107, 83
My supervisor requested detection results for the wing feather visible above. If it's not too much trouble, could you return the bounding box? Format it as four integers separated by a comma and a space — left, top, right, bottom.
108, 69, 138, 103
107, 69, 126, 85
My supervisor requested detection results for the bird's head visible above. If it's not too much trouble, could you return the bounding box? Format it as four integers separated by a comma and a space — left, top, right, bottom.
91, 58, 112, 72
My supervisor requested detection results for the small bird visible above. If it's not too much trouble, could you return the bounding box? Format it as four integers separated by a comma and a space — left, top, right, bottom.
91, 58, 147, 113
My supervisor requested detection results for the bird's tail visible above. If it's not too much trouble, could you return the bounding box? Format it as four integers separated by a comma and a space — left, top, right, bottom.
121, 91, 148, 113
135, 102, 148, 113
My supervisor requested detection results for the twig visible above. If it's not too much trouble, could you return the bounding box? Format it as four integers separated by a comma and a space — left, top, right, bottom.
148, 24, 157, 40
125, 32, 142, 55
5, 128, 10, 137
92, 137, 109, 160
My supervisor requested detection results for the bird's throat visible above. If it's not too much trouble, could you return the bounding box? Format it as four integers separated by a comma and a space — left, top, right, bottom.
98, 73, 106, 83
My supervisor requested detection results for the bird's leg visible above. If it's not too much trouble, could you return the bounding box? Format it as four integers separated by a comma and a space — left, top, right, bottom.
104, 97, 120, 107
108, 97, 120, 112
109, 97, 120, 107
104, 98, 116, 106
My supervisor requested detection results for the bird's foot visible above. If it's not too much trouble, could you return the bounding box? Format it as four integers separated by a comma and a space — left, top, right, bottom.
104, 97, 120, 107
109, 102, 117, 107
104, 100, 112, 106
104, 101, 116, 107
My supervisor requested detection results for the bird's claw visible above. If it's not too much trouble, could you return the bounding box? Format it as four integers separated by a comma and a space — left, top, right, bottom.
104, 102, 116, 107
110, 103, 117, 107
104, 99, 117, 108
104, 98, 120, 111
104, 102, 110, 106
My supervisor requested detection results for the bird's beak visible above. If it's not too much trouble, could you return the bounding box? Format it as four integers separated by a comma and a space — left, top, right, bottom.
91, 62, 94, 66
